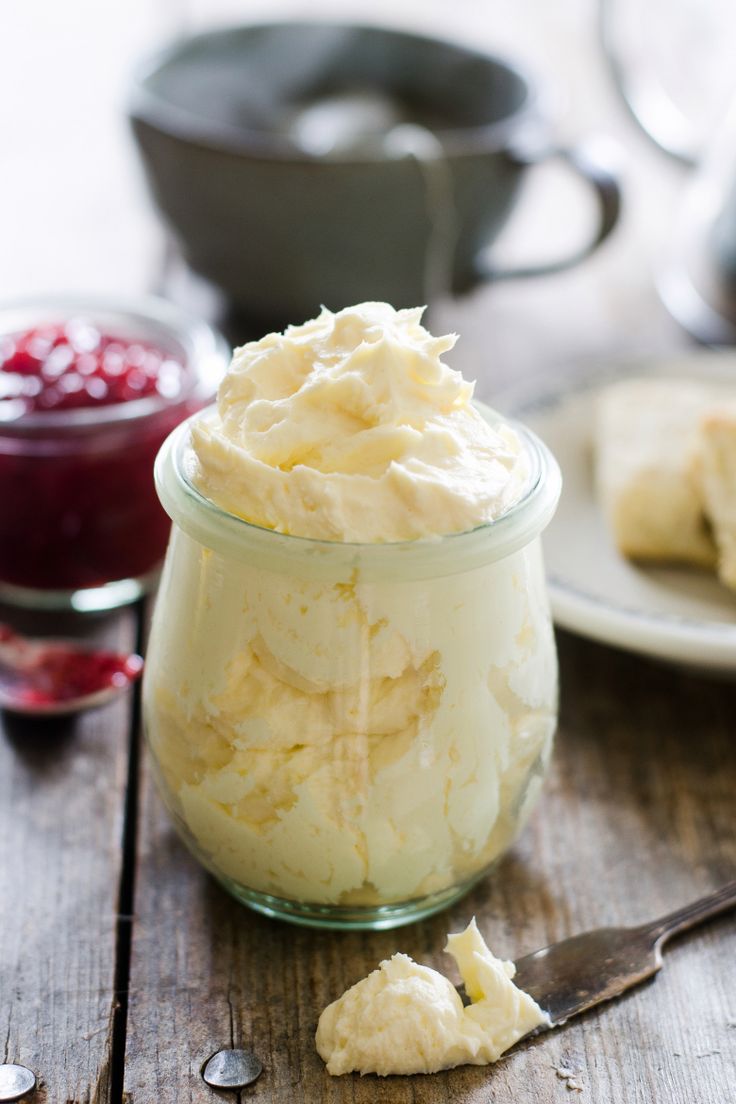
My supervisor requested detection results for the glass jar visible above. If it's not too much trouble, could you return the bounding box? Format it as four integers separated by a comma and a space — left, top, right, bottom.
0, 296, 228, 611
144, 402, 561, 929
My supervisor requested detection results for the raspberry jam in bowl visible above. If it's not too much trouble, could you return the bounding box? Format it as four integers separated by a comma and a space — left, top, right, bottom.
0, 296, 228, 611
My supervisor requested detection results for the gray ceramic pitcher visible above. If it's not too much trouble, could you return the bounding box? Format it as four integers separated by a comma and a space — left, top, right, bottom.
129, 22, 621, 326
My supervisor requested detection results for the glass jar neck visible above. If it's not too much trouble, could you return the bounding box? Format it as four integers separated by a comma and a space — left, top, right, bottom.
154, 402, 561, 582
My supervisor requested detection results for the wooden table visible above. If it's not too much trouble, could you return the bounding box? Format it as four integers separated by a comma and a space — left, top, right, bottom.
1, 2, 735, 1102
3, 619, 735, 1104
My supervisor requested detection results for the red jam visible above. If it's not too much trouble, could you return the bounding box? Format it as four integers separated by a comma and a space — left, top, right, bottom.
0, 321, 186, 417
0, 318, 200, 595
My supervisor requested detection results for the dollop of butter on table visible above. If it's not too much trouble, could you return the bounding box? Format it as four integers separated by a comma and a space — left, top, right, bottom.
315, 918, 549, 1076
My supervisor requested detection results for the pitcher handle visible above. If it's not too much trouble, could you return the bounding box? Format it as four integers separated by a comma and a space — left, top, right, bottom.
475, 139, 621, 282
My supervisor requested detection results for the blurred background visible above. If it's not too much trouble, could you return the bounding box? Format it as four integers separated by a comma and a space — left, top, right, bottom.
2, 0, 736, 390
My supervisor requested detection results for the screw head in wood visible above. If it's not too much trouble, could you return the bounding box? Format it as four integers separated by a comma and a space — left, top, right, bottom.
0, 1065, 36, 1102
202, 1049, 262, 1090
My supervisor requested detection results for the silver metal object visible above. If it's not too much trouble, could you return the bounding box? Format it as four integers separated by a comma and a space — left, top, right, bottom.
514, 880, 736, 1027
657, 99, 736, 345
0, 1065, 36, 1102
202, 1049, 262, 1090
597, 0, 736, 343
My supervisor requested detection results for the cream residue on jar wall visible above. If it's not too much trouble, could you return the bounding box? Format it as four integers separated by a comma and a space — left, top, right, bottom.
146, 531, 556, 906
144, 302, 558, 911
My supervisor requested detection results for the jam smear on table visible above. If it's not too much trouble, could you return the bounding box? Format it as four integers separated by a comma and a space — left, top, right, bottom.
0, 624, 144, 707
0, 319, 197, 593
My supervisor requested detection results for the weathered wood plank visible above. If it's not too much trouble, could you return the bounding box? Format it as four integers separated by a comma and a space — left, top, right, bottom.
123, 631, 736, 1103
0, 608, 139, 1104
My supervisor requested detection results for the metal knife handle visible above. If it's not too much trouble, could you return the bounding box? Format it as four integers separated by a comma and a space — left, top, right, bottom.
643, 880, 736, 946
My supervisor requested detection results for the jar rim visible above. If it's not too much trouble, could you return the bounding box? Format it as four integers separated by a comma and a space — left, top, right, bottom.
155, 400, 562, 579
0, 294, 229, 432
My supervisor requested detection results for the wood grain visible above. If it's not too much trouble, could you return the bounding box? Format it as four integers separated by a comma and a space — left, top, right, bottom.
0, 609, 139, 1104
123, 631, 736, 1103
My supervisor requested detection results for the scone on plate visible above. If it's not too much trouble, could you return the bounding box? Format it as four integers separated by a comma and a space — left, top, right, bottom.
596, 379, 718, 568
696, 404, 736, 589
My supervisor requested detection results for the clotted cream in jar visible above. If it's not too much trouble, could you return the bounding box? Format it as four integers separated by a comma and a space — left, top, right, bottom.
143, 303, 561, 928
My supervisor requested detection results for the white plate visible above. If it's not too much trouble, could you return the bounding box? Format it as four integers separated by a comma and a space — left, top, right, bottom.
499, 352, 736, 672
